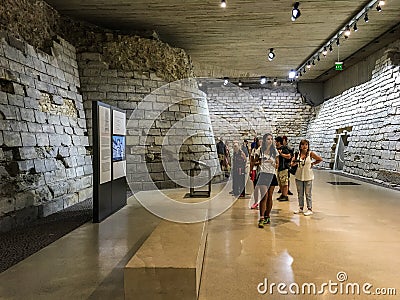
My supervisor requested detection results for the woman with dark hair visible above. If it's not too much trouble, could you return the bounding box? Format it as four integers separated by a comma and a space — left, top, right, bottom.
250, 137, 261, 209
291, 139, 323, 216
256, 133, 279, 228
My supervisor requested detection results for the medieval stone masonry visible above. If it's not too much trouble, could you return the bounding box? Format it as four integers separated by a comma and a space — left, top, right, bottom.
307, 44, 400, 186
0, 0, 399, 232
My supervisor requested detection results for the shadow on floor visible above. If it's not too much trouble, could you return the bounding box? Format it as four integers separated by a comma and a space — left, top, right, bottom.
0, 198, 93, 273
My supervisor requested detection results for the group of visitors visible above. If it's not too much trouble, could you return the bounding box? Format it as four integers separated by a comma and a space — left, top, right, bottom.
250, 134, 323, 228
234, 134, 322, 228
217, 134, 323, 229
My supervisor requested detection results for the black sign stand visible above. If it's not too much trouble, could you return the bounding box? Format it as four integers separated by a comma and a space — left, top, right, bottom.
92, 101, 127, 223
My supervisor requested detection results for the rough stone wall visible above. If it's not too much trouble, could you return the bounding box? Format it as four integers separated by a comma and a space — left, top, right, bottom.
204, 82, 314, 148
0, 32, 92, 231
1, 0, 193, 83
78, 52, 218, 191
307, 44, 400, 186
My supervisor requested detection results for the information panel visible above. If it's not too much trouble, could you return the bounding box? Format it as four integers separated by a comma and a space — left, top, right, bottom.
99, 106, 111, 184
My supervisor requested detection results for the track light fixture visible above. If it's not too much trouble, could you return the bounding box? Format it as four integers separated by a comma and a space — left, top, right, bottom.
220, 0, 226, 8
268, 48, 276, 61
260, 76, 267, 84
273, 78, 278, 85
344, 25, 351, 38
288, 70, 296, 79
291, 2, 301, 21
223, 77, 229, 85
238, 80, 242, 86
296, 0, 389, 78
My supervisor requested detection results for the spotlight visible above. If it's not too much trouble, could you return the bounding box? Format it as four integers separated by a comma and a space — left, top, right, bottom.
376, 4, 382, 12
329, 44, 333, 52
299, 71, 302, 77
268, 48, 275, 61
317, 54, 320, 61
353, 22, 358, 32
312, 59, 315, 65
306, 61, 311, 69
238, 80, 242, 86
220, 0, 226, 8
344, 25, 351, 38
223, 77, 229, 85
288, 70, 296, 79
273, 78, 278, 85
322, 47, 328, 56
260, 76, 267, 84
291, 2, 301, 21
364, 13, 369, 23
336, 38, 340, 46
379, 0, 385, 5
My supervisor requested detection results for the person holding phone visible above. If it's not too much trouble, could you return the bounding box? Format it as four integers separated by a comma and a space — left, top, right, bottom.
291, 139, 323, 216
256, 133, 279, 228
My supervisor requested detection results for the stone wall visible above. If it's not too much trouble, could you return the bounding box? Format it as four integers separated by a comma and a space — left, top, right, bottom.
78, 52, 218, 191
307, 43, 400, 186
0, 32, 92, 231
204, 82, 314, 148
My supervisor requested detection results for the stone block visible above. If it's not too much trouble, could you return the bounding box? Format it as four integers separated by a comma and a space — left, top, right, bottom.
52, 95, 64, 105
34, 159, 47, 173
44, 158, 57, 172
34, 111, 47, 124
124, 221, 207, 300
48, 134, 63, 146
15, 191, 36, 210
17, 160, 35, 172
19, 108, 35, 122
20, 132, 37, 146
39, 197, 64, 217
78, 187, 92, 201
3, 131, 22, 147
36, 133, 49, 146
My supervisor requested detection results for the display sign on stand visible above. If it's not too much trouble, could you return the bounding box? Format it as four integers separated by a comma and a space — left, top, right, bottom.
93, 101, 127, 223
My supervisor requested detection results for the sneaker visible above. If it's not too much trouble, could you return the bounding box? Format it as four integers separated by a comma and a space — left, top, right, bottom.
251, 203, 259, 209
294, 209, 303, 214
263, 217, 270, 225
276, 195, 284, 200
278, 196, 289, 202
304, 209, 313, 216
288, 190, 293, 195
258, 219, 264, 228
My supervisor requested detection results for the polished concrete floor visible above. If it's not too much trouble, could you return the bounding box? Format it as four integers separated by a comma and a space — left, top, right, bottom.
0, 170, 399, 300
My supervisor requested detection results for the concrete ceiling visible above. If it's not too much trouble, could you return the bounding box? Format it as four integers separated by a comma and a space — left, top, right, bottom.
44, 0, 400, 82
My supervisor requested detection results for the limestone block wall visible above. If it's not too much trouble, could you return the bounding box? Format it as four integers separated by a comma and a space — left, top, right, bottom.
306, 45, 400, 186
78, 53, 218, 191
204, 82, 314, 148
0, 33, 92, 231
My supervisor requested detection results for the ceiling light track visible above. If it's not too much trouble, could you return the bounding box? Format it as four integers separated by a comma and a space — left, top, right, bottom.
295, 0, 385, 76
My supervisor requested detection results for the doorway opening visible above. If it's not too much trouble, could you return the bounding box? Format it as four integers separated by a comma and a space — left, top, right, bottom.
331, 127, 352, 170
